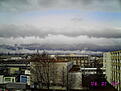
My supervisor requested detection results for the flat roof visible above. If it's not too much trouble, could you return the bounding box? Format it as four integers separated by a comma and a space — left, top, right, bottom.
80, 68, 105, 70
69, 65, 80, 72
57, 55, 88, 57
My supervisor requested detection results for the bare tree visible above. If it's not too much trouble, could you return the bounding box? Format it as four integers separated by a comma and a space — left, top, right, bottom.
61, 67, 66, 87
30, 52, 77, 91
30, 52, 57, 90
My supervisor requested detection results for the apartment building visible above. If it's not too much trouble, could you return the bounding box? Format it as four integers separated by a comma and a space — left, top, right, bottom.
111, 51, 121, 91
68, 65, 83, 90
103, 51, 121, 91
0, 58, 30, 90
103, 52, 112, 83
56, 54, 90, 67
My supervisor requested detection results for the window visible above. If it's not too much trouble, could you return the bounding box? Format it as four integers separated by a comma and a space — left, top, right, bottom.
12, 78, 14, 82
5, 78, 11, 82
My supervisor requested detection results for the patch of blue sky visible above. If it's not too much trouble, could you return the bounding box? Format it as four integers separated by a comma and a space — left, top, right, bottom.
86, 11, 121, 21
19, 9, 82, 16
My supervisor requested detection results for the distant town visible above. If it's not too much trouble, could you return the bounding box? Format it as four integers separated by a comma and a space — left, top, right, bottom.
0, 0, 121, 91
0, 50, 120, 91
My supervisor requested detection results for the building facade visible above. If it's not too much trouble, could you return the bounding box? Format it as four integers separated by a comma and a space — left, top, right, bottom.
103, 51, 121, 91
56, 54, 90, 67
103, 52, 112, 83
111, 51, 121, 91
0, 57, 30, 90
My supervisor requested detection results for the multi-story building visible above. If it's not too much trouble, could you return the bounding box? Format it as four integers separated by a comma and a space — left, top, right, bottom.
30, 55, 86, 90
111, 51, 121, 91
90, 56, 103, 68
103, 52, 112, 83
0, 57, 30, 90
30, 56, 74, 90
68, 65, 83, 90
56, 54, 90, 67
103, 51, 121, 91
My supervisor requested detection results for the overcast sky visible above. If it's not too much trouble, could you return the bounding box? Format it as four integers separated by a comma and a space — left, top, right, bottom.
0, 0, 121, 51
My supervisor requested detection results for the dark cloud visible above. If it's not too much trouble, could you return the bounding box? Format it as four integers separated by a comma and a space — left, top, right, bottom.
0, 24, 121, 38
38, 0, 57, 7
69, 0, 93, 5
0, 0, 120, 12
0, 35, 121, 52
0, 0, 121, 52
71, 17, 83, 22
0, 0, 29, 12
0, 24, 53, 38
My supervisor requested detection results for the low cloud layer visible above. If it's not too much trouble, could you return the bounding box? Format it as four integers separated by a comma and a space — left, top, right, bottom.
0, 34, 121, 51
0, 24, 121, 38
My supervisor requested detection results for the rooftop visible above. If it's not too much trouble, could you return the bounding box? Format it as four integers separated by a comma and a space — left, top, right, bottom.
69, 65, 80, 72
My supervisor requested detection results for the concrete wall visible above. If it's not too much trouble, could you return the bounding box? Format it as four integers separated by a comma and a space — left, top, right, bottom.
68, 72, 82, 89
103, 52, 112, 83
0, 75, 4, 84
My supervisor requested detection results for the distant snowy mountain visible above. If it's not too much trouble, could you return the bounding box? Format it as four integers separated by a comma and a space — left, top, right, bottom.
0, 44, 103, 55
0, 43, 120, 55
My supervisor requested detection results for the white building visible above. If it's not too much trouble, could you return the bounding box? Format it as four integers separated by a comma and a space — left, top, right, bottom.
103, 52, 112, 83
4, 77, 16, 83
103, 51, 121, 91
0, 75, 4, 84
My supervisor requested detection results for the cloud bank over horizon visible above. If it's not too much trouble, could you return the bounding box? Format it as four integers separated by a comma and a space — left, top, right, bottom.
0, 0, 121, 52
